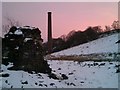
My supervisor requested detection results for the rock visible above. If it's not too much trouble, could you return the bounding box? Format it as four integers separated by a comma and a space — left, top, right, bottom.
61, 74, 68, 79
39, 84, 43, 87
58, 68, 61, 70
116, 69, 120, 73
108, 67, 111, 69
35, 82, 38, 85
70, 83, 76, 86
2, 73, 9, 77
93, 62, 98, 66
5, 80, 8, 83
48, 73, 58, 80
21, 81, 28, 84
116, 40, 120, 43
109, 62, 113, 64
38, 73, 42, 76
75, 78, 77, 80
50, 83, 55, 86
115, 64, 120, 68
66, 82, 69, 86
80, 81, 84, 83
44, 84, 47, 87
99, 63, 105, 66
48, 73, 68, 80
68, 72, 73, 75
11, 85, 13, 88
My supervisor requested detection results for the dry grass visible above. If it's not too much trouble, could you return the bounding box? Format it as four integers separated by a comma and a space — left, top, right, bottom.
45, 54, 113, 62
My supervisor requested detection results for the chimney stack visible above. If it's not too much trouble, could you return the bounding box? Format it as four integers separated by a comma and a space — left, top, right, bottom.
48, 12, 52, 53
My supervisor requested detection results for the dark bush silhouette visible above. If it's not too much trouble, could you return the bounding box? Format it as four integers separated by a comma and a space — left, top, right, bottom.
43, 26, 120, 55
84, 27, 99, 41
43, 26, 100, 54
43, 38, 66, 54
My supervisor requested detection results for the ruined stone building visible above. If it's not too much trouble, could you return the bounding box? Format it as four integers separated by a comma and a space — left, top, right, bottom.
2, 26, 51, 73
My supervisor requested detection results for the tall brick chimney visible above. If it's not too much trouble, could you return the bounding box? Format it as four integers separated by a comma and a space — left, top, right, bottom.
48, 12, 52, 53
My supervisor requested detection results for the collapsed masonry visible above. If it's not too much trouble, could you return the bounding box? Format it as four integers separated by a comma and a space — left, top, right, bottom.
2, 26, 52, 73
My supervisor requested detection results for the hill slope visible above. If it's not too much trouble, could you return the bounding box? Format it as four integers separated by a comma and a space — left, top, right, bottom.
52, 33, 119, 56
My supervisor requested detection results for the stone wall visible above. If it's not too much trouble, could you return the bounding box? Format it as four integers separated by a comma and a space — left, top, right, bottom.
2, 26, 51, 73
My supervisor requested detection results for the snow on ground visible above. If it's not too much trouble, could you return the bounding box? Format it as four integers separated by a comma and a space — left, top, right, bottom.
1, 60, 119, 88
52, 33, 119, 56
1, 32, 119, 88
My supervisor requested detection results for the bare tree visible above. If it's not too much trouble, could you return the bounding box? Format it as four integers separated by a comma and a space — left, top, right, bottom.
111, 20, 120, 30
92, 26, 103, 33
105, 25, 111, 31
2, 16, 21, 36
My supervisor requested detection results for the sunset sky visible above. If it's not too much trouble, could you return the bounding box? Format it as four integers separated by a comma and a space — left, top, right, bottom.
2, 2, 118, 41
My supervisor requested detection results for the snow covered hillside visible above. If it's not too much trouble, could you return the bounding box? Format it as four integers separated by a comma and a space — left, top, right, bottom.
1, 61, 119, 88
52, 33, 119, 56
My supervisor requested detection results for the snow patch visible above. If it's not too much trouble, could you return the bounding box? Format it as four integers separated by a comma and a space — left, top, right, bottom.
14, 29, 23, 35
24, 38, 32, 42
